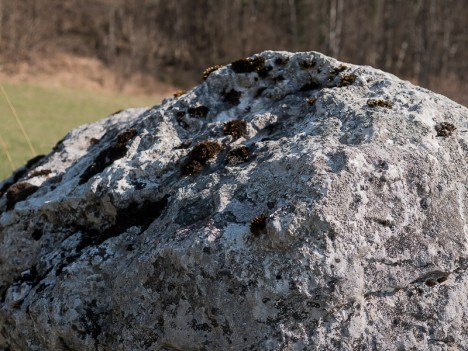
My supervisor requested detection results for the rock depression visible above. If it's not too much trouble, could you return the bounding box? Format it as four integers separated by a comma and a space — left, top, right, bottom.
1, 51, 467, 350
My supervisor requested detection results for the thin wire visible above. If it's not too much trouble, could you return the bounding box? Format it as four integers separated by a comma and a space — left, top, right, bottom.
0, 134, 15, 171
0, 83, 36, 156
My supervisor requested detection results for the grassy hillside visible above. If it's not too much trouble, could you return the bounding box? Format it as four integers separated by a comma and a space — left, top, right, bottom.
0, 81, 161, 181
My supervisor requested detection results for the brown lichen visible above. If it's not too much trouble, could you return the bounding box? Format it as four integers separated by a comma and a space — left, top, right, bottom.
299, 59, 316, 69
231, 56, 266, 74
173, 90, 187, 98
306, 96, 318, 105
202, 65, 222, 80
339, 74, 357, 87
367, 99, 393, 109
226, 146, 250, 165
250, 214, 267, 236
117, 128, 138, 144
89, 138, 100, 145
224, 120, 247, 140
181, 160, 203, 176
6, 182, 39, 210
435, 122, 456, 137
330, 64, 348, 75
28, 169, 52, 178
181, 141, 222, 176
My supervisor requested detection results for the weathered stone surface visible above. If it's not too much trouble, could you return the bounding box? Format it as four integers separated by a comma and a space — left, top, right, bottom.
1, 51, 467, 350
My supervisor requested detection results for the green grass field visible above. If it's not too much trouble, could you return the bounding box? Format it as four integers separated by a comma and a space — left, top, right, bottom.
0, 81, 161, 181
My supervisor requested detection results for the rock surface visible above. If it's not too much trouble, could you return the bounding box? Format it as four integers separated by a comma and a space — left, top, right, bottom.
1, 51, 467, 350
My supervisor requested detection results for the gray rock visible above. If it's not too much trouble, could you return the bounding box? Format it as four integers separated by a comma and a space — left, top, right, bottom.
1, 51, 467, 350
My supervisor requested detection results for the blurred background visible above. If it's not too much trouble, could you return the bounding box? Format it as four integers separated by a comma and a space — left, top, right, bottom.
0, 0, 467, 179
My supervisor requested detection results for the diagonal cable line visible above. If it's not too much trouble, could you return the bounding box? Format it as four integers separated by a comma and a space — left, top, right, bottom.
0, 133, 15, 171
0, 83, 37, 157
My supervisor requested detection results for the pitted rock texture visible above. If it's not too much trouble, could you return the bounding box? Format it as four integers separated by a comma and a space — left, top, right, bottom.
1, 51, 468, 351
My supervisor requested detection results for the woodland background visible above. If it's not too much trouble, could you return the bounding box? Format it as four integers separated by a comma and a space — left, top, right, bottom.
0, 0, 466, 104
0, 0, 467, 178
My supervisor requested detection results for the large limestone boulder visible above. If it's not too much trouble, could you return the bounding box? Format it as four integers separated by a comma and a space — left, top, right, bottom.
1, 51, 467, 350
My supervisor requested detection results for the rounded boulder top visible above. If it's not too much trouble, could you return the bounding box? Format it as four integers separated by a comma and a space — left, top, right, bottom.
1, 51, 467, 350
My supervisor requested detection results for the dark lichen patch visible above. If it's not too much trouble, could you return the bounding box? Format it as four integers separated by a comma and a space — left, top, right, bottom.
425, 279, 437, 287
272, 75, 284, 83
80, 127, 137, 183
173, 90, 187, 98
79, 143, 128, 184
174, 140, 191, 149
372, 218, 394, 228
110, 109, 123, 116
330, 64, 348, 75
181, 141, 222, 176
26, 154, 46, 169
6, 182, 39, 210
339, 74, 357, 87
32, 229, 43, 241
306, 96, 318, 105
76, 195, 169, 252
202, 65, 222, 80
190, 141, 222, 163
367, 99, 393, 109
255, 87, 267, 98
89, 138, 100, 146
188, 106, 209, 118
274, 57, 289, 66
250, 214, 267, 236
222, 89, 242, 105
264, 122, 282, 135
435, 122, 456, 137
116, 128, 137, 144
299, 59, 316, 69
437, 276, 448, 284
224, 120, 247, 140
226, 146, 250, 165
300, 79, 322, 92
181, 160, 203, 176
80, 300, 104, 342
28, 169, 52, 178
231, 56, 266, 74
257, 65, 273, 78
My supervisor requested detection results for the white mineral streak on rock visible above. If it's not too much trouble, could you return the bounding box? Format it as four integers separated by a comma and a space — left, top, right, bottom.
0, 51, 467, 350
